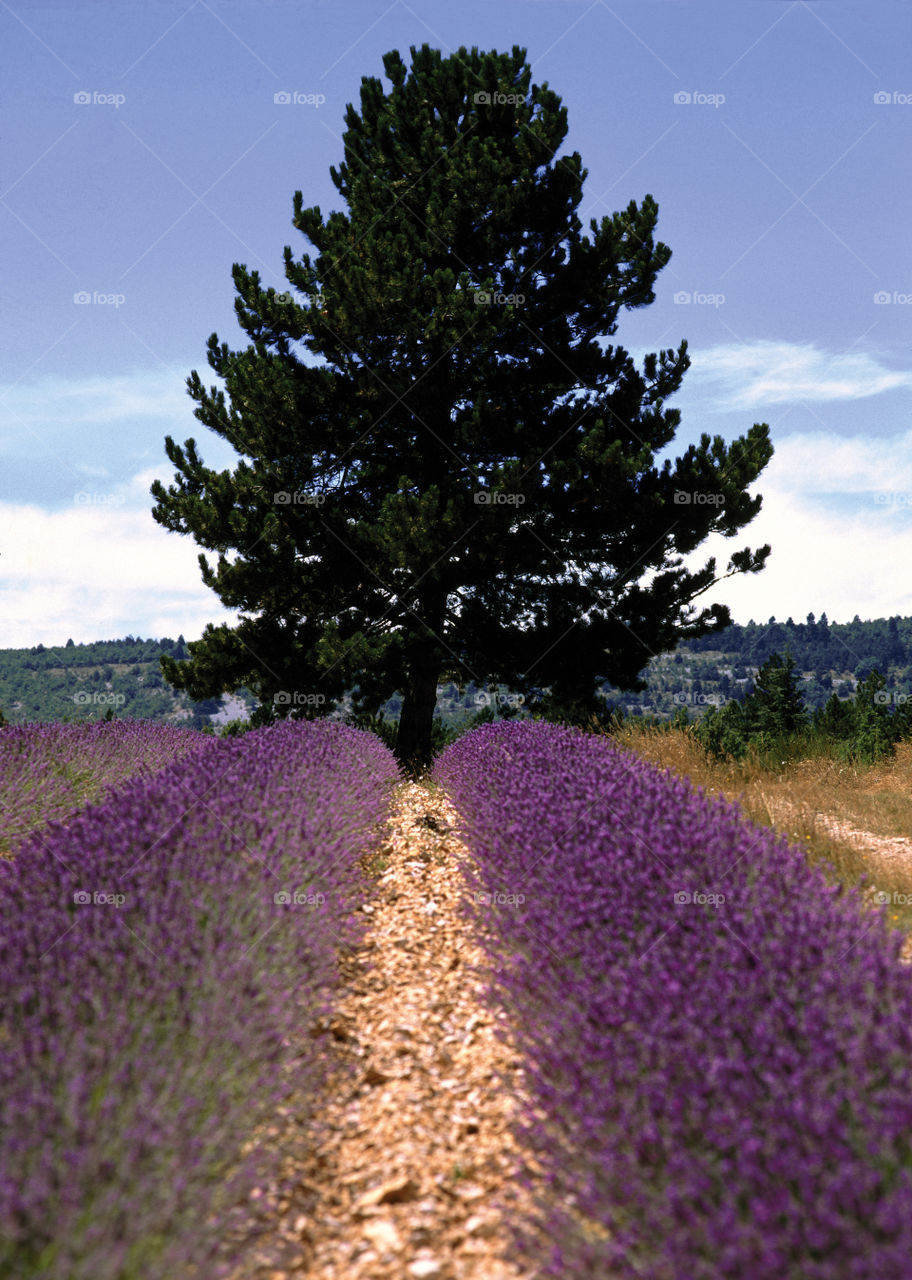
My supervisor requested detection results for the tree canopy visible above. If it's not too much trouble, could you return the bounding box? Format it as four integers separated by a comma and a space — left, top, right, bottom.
151, 42, 773, 768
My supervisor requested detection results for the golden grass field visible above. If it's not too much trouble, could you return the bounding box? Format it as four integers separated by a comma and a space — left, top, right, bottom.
613, 723, 912, 943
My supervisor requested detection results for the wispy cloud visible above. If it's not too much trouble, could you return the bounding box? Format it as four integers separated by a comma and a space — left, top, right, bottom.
688, 340, 912, 409
0, 469, 237, 647
0, 368, 192, 435
0, 367, 238, 505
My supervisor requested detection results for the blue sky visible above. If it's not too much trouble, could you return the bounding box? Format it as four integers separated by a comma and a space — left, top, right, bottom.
1, 0, 911, 648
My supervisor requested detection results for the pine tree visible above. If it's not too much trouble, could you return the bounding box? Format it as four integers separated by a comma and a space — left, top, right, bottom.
745, 651, 808, 739
150, 43, 773, 769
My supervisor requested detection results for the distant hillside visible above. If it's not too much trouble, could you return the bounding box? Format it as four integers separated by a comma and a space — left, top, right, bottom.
3, 614, 911, 726
0, 636, 256, 727
602, 612, 912, 720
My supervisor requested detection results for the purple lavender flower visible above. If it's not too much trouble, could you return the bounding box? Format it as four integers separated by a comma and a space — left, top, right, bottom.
0, 720, 399, 1279
435, 720, 912, 1279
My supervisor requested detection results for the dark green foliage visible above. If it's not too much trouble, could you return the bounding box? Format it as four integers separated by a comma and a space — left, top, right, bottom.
685, 612, 912, 675
812, 669, 899, 764
694, 652, 807, 761
150, 43, 772, 769
745, 650, 808, 740
695, 650, 911, 764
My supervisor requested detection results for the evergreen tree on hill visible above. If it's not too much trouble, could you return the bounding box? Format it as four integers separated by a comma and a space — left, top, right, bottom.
150, 43, 773, 768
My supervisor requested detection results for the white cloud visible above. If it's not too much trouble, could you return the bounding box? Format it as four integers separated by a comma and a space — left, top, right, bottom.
764, 427, 912, 496
0, 470, 237, 647
688, 340, 912, 409
689, 429, 912, 624
3, 427, 912, 651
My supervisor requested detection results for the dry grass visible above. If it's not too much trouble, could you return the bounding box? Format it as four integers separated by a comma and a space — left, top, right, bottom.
610, 722, 912, 941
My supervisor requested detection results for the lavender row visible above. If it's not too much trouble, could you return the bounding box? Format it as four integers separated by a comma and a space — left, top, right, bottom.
0, 719, 399, 1280
0, 719, 207, 852
434, 720, 912, 1280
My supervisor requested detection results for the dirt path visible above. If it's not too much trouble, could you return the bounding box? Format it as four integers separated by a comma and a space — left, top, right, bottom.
221, 781, 540, 1279
759, 790, 912, 964
810, 813, 912, 964
813, 812, 912, 875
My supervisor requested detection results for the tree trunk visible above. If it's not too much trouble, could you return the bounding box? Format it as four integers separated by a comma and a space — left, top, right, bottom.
395, 643, 441, 774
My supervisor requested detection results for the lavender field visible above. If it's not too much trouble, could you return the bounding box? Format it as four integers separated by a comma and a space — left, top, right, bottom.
7, 713, 912, 1278
435, 720, 912, 1279
0, 719, 399, 1280
0, 719, 208, 852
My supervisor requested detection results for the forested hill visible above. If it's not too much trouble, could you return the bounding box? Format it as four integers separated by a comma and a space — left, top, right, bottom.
0, 636, 254, 726
607, 612, 912, 721
1, 614, 910, 726
683, 613, 908, 675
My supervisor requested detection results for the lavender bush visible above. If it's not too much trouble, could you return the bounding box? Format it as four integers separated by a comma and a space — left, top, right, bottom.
0, 720, 207, 852
0, 719, 399, 1280
435, 719, 912, 1279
